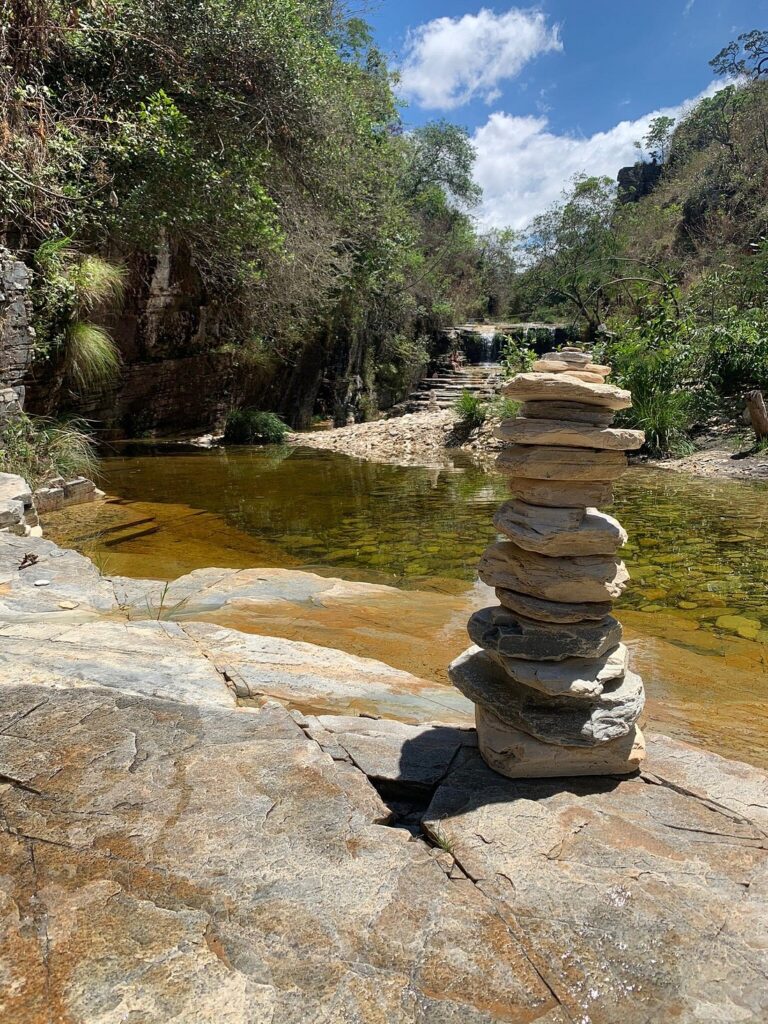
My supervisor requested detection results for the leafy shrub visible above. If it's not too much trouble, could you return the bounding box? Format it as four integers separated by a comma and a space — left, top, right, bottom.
499, 334, 535, 377
0, 413, 98, 486
488, 396, 520, 420
454, 391, 487, 428
223, 409, 288, 445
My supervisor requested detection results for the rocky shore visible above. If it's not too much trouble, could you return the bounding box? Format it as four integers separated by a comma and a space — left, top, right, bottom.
1, 523, 767, 1021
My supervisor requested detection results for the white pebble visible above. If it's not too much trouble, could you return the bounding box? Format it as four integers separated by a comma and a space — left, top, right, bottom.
33, 579, 51, 587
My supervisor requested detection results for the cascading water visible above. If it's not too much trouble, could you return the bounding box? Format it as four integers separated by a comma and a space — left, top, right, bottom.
479, 330, 495, 364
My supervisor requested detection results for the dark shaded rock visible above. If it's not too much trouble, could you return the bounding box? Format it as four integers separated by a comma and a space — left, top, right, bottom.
496, 586, 613, 623
467, 605, 622, 661
449, 647, 644, 746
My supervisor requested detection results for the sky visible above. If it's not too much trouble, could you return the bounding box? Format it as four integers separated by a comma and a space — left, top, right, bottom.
359, 0, 768, 229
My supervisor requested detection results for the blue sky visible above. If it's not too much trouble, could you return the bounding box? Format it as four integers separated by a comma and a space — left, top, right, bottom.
360, 1, 768, 228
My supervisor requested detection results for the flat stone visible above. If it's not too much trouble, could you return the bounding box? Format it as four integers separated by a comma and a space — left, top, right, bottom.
531, 359, 575, 373
468, 605, 622, 661
495, 419, 645, 451
559, 369, 605, 383
496, 586, 614, 623
489, 643, 629, 697
497, 445, 628, 480
539, 349, 591, 366
503, 372, 632, 410
520, 401, 615, 425
449, 646, 645, 746
479, 541, 629, 603
475, 706, 645, 777
423, 739, 768, 1021
494, 501, 627, 556
586, 362, 611, 375
509, 477, 615, 508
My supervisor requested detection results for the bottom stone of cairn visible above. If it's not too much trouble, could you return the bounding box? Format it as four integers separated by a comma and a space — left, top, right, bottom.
451, 349, 647, 779
475, 704, 646, 779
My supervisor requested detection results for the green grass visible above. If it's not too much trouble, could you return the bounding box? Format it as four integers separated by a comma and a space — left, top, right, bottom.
0, 413, 98, 487
454, 391, 487, 429
223, 409, 289, 445
619, 389, 697, 457
66, 322, 121, 388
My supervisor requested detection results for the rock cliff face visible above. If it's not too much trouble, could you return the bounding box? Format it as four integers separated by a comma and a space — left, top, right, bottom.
617, 160, 663, 204
1, 526, 767, 1022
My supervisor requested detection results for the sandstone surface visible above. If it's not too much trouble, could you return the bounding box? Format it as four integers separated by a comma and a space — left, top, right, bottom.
479, 540, 630, 603
494, 501, 627, 556
503, 372, 632, 409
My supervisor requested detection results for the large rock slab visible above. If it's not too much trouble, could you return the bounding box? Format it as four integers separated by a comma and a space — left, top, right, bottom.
181, 621, 474, 724
449, 647, 645, 746
0, 531, 118, 618
423, 740, 768, 1023
503, 372, 632, 410
475, 706, 645, 777
0, 683, 559, 1023
494, 501, 627, 556
497, 445, 627, 481
0, 619, 236, 709
508, 477, 614, 508
496, 585, 613, 623
496, 418, 644, 451
468, 605, 622, 661
479, 540, 629, 603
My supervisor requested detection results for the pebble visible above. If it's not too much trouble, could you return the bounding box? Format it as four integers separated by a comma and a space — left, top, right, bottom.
33, 579, 51, 587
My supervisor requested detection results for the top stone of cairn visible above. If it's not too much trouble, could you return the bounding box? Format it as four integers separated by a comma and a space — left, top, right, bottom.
450, 347, 646, 779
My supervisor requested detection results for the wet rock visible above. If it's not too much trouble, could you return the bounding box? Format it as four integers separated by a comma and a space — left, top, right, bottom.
467, 605, 622, 661
475, 706, 645, 777
494, 501, 627, 556
495, 418, 645, 451
495, 586, 614, 623
503, 372, 632, 410
479, 541, 629, 603
497, 444, 628, 480
449, 647, 645, 746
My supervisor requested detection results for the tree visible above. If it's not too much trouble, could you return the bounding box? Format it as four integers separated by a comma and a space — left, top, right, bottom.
642, 116, 676, 163
401, 121, 481, 208
520, 175, 619, 339
710, 30, 768, 79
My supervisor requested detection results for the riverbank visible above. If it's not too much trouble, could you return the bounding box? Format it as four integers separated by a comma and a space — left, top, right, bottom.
288, 409, 768, 480
287, 408, 501, 466
1, 527, 767, 1021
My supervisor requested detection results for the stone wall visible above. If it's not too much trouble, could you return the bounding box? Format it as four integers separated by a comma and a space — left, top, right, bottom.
0, 249, 34, 409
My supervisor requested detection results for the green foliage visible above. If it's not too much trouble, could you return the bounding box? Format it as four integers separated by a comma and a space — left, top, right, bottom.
488, 395, 521, 420
710, 29, 768, 79
454, 391, 487, 429
0, 413, 97, 487
498, 334, 535, 377
223, 409, 288, 445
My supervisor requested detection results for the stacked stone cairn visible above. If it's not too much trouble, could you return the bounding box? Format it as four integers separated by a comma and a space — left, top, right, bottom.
450, 348, 648, 777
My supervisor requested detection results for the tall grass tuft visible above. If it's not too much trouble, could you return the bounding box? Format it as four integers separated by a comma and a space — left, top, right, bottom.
454, 391, 487, 429
223, 409, 289, 444
66, 322, 121, 388
0, 413, 98, 486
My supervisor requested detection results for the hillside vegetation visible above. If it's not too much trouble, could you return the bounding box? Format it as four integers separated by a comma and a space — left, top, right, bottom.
506, 30, 768, 454
0, 0, 515, 439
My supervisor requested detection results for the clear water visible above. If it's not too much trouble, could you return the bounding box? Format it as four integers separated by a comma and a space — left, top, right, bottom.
44, 443, 768, 766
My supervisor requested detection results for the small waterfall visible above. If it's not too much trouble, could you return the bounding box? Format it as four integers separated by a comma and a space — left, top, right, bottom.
479, 330, 495, 363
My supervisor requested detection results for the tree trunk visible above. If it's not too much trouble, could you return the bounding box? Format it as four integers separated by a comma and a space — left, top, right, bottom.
746, 390, 768, 440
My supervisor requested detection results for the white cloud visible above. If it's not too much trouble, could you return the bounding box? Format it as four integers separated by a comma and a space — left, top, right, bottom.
399, 7, 562, 110
472, 82, 725, 230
